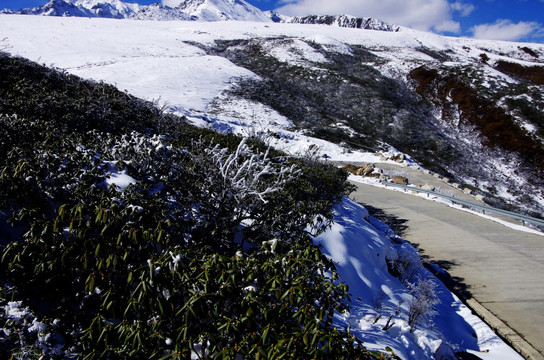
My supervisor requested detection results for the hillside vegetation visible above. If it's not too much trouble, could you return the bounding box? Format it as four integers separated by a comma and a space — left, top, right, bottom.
0, 53, 388, 359
202, 37, 544, 216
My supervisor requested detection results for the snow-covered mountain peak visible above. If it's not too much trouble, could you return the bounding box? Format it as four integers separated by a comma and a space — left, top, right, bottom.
69, 0, 139, 8
27, 0, 94, 17
74, 0, 141, 18
176, 0, 271, 22
1, 0, 400, 27
289, 14, 400, 32
4, 0, 142, 18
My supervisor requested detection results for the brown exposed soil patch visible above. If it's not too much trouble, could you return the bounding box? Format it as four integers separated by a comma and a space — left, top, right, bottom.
410, 66, 544, 173
495, 60, 544, 85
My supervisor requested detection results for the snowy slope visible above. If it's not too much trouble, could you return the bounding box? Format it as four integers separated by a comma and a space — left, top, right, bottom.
0, 15, 427, 163
318, 198, 523, 359
0, 15, 531, 110
0, 14, 537, 358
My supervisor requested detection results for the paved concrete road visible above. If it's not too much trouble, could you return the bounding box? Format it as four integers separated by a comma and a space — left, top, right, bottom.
349, 182, 544, 360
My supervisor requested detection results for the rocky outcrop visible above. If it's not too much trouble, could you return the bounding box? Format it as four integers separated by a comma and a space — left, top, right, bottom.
356, 163, 375, 176
392, 176, 409, 185
130, 3, 190, 20
342, 163, 375, 176
342, 164, 359, 175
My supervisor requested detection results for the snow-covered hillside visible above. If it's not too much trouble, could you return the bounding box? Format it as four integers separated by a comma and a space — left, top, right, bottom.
0, 14, 535, 359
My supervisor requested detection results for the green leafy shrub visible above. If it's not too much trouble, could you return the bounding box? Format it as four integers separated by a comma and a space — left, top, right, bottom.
0, 53, 385, 359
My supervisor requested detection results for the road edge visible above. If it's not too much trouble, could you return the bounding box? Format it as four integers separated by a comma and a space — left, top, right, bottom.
464, 298, 543, 360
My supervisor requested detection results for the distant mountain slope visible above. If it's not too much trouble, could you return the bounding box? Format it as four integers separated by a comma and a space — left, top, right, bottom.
0, 0, 139, 18
70, 0, 141, 18
213, 35, 544, 214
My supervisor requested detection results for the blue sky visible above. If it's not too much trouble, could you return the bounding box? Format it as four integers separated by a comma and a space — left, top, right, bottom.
2, 0, 544, 42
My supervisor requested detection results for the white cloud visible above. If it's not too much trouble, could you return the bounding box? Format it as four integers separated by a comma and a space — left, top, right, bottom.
434, 20, 461, 33
470, 19, 542, 41
274, 0, 462, 33
450, 1, 475, 17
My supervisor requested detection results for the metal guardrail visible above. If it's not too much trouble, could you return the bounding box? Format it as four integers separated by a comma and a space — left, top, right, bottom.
381, 181, 544, 229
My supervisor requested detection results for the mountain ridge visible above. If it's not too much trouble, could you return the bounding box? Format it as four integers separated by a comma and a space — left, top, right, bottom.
0, 0, 400, 31
287, 14, 400, 32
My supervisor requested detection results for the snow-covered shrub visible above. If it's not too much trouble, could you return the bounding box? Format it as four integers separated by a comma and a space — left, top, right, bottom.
384, 244, 439, 333
372, 289, 388, 310
0, 54, 166, 136
407, 276, 439, 333
0, 297, 66, 359
386, 246, 422, 285
186, 137, 299, 251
